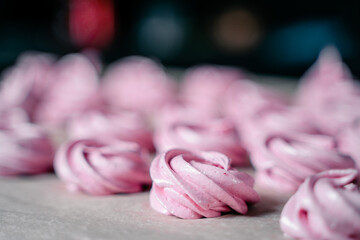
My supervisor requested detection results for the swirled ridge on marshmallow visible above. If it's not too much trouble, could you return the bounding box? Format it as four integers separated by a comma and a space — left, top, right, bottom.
55, 138, 151, 195
150, 149, 260, 219
280, 169, 360, 240
154, 118, 248, 166
251, 132, 356, 193
0, 109, 55, 176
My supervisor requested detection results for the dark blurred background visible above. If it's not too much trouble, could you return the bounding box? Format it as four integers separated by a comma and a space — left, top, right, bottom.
0, 0, 359, 77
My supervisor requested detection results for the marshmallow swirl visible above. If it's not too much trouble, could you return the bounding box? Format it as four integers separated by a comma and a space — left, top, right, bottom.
251, 133, 356, 193
150, 149, 260, 219
55, 138, 151, 195
280, 169, 360, 240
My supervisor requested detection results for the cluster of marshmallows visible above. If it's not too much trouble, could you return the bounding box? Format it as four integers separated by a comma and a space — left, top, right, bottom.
0, 47, 359, 238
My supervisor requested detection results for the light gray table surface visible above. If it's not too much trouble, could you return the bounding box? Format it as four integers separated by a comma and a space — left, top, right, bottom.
0, 75, 298, 240
0, 170, 291, 240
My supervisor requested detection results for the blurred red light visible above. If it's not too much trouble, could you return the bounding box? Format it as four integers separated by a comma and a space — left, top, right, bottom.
69, 0, 115, 49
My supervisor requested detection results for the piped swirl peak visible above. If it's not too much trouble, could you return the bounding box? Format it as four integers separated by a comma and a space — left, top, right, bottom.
150, 149, 259, 219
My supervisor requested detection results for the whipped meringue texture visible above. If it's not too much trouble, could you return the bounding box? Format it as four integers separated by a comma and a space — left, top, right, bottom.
150, 149, 259, 219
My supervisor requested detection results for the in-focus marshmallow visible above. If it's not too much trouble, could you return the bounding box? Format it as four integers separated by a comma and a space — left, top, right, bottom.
150, 149, 260, 219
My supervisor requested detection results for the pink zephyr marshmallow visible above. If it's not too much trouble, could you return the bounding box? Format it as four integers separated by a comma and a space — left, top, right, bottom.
154, 118, 249, 166
101, 56, 176, 113
0, 109, 55, 176
54, 138, 152, 195
150, 149, 260, 219
280, 169, 360, 240
251, 132, 356, 193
